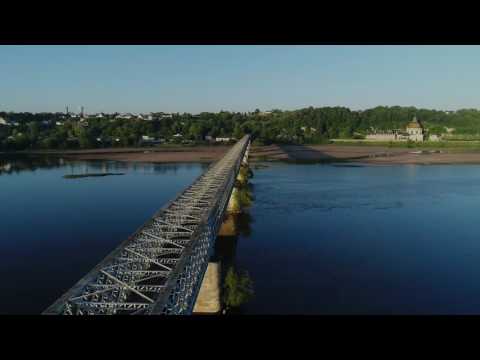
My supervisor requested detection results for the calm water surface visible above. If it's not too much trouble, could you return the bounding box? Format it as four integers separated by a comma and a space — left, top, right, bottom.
237, 162, 480, 314
3, 156, 480, 314
0, 156, 207, 314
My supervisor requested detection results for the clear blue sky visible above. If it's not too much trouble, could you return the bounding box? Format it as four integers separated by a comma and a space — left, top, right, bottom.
1, 45, 479, 114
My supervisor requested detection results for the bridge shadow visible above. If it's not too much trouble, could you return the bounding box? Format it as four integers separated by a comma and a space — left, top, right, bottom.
277, 143, 339, 164
250, 144, 287, 160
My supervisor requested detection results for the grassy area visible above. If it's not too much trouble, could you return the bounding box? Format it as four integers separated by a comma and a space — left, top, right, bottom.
330, 139, 480, 151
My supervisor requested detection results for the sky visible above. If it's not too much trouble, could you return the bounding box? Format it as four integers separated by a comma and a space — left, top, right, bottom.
1, 45, 480, 114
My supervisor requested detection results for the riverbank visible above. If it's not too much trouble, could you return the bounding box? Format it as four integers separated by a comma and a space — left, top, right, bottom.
3, 145, 231, 163
7, 143, 480, 165
250, 144, 480, 165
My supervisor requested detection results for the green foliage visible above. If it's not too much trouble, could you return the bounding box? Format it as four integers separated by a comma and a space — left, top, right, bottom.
237, 186, 253, 208
223, 266, 254, 308
4, 106, 480, 151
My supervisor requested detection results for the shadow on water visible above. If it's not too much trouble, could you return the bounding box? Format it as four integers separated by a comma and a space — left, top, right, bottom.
332, 164, 366, 168
212, 181, 255, 314
214, 212, 254, 265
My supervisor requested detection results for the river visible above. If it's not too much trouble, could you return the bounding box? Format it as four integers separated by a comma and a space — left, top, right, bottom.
3, 155, 480, 314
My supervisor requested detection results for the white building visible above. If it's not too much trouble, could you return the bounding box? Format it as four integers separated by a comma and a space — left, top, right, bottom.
366, 132, 398, 141
365, 117, 425, 142
406, 116, 424, 142
429, 134, 441, 142
366, 129, 408, 141
216, 137, 232, 142
116, 113, 133, 119
0, 117, 8, 126
301, 126, 317, 133
258, 111, 272, 116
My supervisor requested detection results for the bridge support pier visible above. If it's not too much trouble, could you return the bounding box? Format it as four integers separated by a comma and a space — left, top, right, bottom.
192, 262, 221, 314
193, 141, 252, 315
218, 214, 237, 237
226, 143, 251, 215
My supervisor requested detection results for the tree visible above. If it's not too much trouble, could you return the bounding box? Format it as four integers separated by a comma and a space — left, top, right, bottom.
187, 123, 202, 141
233, 123, 243, 139
5, 105, 480, 150
223, 266, 254, 308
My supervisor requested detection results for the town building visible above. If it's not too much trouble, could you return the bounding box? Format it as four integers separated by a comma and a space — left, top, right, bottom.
366, 129, 407, 141
116, 113, 133, 120
0, 117, 8, 126
301, 126, 317, 133
366, 116, 425, 142
406, 116, 424, 141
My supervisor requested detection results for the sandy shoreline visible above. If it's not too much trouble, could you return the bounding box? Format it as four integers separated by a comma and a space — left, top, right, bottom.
250, 144, 480, 165
5, 144, 480, 165
4, 146, 231, 164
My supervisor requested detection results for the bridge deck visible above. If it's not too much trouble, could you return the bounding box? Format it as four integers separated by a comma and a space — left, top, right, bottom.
43, 135, 250, 315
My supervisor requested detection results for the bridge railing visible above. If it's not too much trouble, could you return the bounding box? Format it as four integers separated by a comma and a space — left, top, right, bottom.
43, 135, 250, 315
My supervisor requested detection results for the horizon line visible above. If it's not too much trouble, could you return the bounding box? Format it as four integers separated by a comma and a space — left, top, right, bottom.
0, 105, 469, 115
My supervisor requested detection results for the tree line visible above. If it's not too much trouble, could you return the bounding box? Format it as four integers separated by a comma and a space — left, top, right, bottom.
2, 106, 480, 150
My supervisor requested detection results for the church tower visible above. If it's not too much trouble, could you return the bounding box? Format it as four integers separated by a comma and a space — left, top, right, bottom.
406, 115, 424, 142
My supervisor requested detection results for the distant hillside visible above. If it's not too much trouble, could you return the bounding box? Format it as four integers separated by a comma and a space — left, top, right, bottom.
2, 106, 480, 150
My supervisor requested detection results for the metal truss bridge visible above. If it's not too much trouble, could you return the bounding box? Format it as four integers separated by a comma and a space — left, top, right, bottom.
43, 135, 251, 315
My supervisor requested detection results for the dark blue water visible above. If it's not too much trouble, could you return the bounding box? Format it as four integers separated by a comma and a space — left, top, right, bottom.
237, 162, 480, 314
4, 156, 480, 314
0, 156, 206, 314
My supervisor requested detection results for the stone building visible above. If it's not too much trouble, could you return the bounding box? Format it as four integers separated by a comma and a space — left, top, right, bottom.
365, 116, 426, 142
365, 129, 409, 141
365, 130, 398, 141
406, 116, 424, 141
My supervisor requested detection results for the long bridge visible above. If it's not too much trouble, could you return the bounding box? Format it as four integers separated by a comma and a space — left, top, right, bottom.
43, 135, 251, 315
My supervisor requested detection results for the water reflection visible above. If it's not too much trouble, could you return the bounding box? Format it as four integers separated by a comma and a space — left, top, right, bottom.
213, 182, 255, 314
0, 155, 206, 314
0, 155, 65, 175
0, 155, 210, 177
